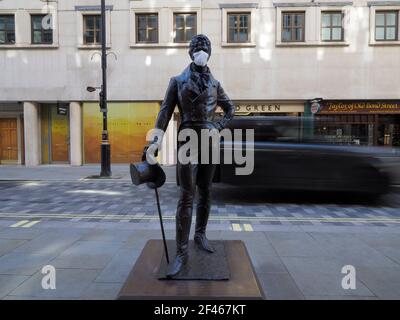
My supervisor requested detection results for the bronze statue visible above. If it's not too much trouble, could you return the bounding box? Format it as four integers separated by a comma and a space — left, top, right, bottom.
144, 34, 235, 277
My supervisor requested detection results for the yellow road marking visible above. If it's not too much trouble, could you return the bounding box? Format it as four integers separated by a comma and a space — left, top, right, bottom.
21, 220, 40, 228
243, 224, 253, 232
2, 213, 400, 224
10, 220, 30, 228
232, 223, 242, 231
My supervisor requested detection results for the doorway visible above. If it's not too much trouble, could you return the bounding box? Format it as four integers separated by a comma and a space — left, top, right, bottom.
377, 115, 400, 147
41, 105, 70, 164
0, 118, 18, 164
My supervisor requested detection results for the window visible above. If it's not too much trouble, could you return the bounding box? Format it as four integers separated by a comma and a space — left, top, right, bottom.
83, 15, 102, 45
174, 13, 197, 43
0, 15, 15, 45
31, 14, 53, 44
227, 13, 250, 43
375, 11, 398, 41
282, 12, 305, 42
136, 13, 158, 43
321, 11, 343, 41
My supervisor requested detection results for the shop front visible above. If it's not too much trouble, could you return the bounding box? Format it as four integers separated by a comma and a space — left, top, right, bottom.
41, 103, 70, 164
82, 102, 159, 164
314, 100, 400, 147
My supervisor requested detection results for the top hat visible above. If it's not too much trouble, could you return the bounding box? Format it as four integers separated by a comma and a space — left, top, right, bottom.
130, 161, 166, 189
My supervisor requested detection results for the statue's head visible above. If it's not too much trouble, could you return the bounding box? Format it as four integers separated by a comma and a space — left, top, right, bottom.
189, 34, 211, 67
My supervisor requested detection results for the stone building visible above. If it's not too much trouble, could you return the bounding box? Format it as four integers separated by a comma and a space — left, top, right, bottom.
0, 0, 399, 166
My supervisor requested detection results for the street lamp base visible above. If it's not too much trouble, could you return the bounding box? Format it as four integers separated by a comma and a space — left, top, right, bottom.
100, 142, 112, 177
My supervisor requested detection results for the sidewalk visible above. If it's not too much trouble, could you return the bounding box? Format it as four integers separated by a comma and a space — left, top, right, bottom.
0, 164, 176, 182
0, 220, 400, 300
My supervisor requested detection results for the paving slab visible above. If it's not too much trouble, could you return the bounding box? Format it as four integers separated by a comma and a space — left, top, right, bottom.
12, 232, 80, 255
0, 228, 48, 240
0, 275, 30, 299
281, 256, 376, 297
50, 241, 124, 269
257, 272, 305, 300
94, 248, 140, 283
81, 282, 123, 300
0, 239, 26, 256
8, 268, 99, 299
80, 228, 134, 242
305, 295, 378, 300
357, 266, 400, 300
0, 253, 56, 276
309, 232, 399, 268
266, 231, 328, 257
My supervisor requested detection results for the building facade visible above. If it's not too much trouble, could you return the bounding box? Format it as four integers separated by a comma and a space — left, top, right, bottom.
0, 0, 399, 166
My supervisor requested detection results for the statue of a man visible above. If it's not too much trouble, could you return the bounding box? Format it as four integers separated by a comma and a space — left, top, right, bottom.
144, 34, 235, 277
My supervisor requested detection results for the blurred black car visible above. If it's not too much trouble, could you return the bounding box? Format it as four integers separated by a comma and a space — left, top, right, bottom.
212, 116, 400, 197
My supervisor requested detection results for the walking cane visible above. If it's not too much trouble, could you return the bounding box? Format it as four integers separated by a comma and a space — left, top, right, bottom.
155, 188, 169, 264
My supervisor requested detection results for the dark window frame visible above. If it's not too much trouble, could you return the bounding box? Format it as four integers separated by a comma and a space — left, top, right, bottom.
31, 14, 53, 45
135, 13, 159, 43
0, 14, 15, 45
227, 12, 251, 43
321, 11, 344, 42
83, 14, 102, 45
375, 10, 398, 41
281, 11, 305, 42
173, 12, 197, 43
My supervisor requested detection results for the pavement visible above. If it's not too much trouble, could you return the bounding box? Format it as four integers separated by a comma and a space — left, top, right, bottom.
0, 164, 400, 300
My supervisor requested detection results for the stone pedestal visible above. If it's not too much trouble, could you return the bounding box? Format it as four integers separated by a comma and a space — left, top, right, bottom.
118, 240, 265, 300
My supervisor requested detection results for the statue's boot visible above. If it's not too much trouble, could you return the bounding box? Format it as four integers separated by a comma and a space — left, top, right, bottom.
166, 187, 192, 278
166, 253, 188, 278
194, 186, 215, 253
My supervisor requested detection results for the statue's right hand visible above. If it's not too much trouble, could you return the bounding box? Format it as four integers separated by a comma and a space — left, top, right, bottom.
142, 143, 158, 162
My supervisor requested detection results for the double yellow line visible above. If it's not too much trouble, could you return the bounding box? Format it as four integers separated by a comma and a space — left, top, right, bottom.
1, 212, 399, 224
232, 223, 254, 231
10, 220, 40, 228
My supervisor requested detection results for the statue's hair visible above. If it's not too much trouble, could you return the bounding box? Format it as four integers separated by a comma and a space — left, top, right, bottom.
188, 34, 211, 59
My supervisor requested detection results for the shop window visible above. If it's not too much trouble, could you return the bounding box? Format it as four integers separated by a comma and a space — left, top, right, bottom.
136, 13, 158, 43
227, 12, 251, 43
321, 11, 343, 41
282, 12, 305, 42
174, 13, 197, 43
83, 15, 102, 45
31, 14, 53, 44
0, 15, 15, 45
375, 11, 398, 41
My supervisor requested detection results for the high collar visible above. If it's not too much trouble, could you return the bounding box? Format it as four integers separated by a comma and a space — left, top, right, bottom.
190, 62, 210, 74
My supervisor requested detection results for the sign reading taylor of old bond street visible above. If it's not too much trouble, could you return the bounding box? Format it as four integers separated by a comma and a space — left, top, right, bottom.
319, 101, 400, 114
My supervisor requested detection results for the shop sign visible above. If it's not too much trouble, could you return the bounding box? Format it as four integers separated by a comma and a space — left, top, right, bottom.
216, 103, 304, 114
310, 102, 320, 114
57, 104, 68, 116
319, 101, 400, 114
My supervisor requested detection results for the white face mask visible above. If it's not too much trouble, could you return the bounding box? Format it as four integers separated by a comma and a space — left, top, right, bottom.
193, 50, 209, 67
